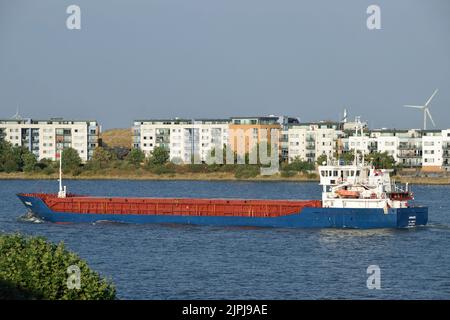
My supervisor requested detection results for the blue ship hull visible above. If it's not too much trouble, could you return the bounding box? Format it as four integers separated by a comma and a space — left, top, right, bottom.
17, 194, 428, 229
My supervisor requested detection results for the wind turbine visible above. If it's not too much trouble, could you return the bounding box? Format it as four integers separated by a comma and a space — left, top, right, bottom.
404, 89, 438, 130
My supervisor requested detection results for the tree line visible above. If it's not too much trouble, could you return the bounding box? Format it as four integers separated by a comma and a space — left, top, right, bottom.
0, 140, 397, 178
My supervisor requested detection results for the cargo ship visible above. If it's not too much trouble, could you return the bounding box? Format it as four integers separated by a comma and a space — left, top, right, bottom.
17, 149, 428, 229
16, 166, 427, 229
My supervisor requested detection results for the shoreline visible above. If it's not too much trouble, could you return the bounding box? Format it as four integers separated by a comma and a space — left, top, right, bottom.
0, 172, 449, 185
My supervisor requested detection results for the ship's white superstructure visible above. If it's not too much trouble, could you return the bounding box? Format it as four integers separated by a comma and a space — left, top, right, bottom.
319, 118, 412, 211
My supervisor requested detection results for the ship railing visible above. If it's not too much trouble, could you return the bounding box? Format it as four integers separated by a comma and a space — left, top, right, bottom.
327, 160, 372, 167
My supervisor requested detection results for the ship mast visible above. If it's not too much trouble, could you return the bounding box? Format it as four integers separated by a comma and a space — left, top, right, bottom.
58, 148, 66, 198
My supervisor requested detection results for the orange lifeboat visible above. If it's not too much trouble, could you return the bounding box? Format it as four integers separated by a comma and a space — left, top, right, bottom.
336, 189, 360, 199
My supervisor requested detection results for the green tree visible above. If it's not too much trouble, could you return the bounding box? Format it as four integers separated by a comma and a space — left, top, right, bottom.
91, 147, 115, 169
366, 151, 395, 169
126, 148, 145, 167
316, 154, 328, 166
0, 234, 116, 300
61, 148, 82, 172
0, 142, 29, 172
22, 152, 37, 173
147, 146, 169, 166
339, 150, 355, 164
282, 157, 315, 173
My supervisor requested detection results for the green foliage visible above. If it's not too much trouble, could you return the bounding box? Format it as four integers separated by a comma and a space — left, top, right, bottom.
0, 141, 40, 173
366, 151, 395, 169
147, 146, 169, 166
316, 154, 327, 166
234, 165, 260, 179
280, 170, 296, 178
22, 152, 37, 173
306, 172, 318, 179
2, 159, 19, 173
43, 166, 56, 175
61, 148, 82, 172
339, 151, 355, 164
126, 148, 145, 167
91, 147, 116, 168
0, 234, 116, 300
149, 164, 176, 175
282, 157, 315, 172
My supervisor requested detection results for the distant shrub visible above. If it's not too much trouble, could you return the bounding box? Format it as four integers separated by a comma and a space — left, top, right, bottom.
0, 234, 116, 300
306, 172, 318, 179
280, 170, 296, 178
71, 167, 83, 176
282, 158, 315, 173
150, 164, 176, 175
186, 164, 210, 173
234, 165, 260, 179
43, 166, 55, 175
219, 164, 238, 173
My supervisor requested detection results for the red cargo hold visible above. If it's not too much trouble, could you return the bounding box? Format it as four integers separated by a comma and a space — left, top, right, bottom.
21, 193, 322, 218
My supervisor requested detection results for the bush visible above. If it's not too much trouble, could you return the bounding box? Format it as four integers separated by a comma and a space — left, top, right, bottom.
306, 172, 318, 179
282, 158, 315, 173
71, 167, 83, 176
280, 170, 296, 178
234, 165, 260, 179
147, 147, 169, 166
0, 234, 116, 300
43, 166, 56, 175
126, 148, 145, 167
3, 159, 19, 173
22, 153, 37, 173
186, 164, 211, 173
149, 164, 176, 175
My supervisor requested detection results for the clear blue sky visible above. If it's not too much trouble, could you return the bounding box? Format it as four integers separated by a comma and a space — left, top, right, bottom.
0, 0, 449, 129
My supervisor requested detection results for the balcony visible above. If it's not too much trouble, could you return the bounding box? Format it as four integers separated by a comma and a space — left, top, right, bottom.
398, 153, 421, 158
398, 144, 422, 150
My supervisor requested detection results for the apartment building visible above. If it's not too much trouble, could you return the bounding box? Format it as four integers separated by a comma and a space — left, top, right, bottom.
0, 118, 99, 162
277, 116, 300, 162
288, 122, 343, 163
343, 128, 450, 171
131, 115, 450, 171
228, 117, 281, 158
132, 119, 229, 163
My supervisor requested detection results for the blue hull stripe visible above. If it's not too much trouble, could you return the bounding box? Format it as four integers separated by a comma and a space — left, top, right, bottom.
17, 195, 428, 229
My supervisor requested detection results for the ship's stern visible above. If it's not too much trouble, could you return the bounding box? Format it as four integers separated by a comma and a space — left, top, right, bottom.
396, 206, 428, 228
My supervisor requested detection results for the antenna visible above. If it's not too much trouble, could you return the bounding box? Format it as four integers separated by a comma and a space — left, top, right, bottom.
11, 106, 23, 120
353, 116, 360, 166
404, 89, 438, 130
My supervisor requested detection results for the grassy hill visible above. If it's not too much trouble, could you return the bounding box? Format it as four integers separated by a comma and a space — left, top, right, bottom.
100, 128, 132, 149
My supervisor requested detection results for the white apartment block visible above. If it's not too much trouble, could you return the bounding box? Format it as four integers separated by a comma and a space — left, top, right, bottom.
0, 118, 100, 162
133, 119, 229, 163
344, 129, 450, 171
288, 122, 343, 163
